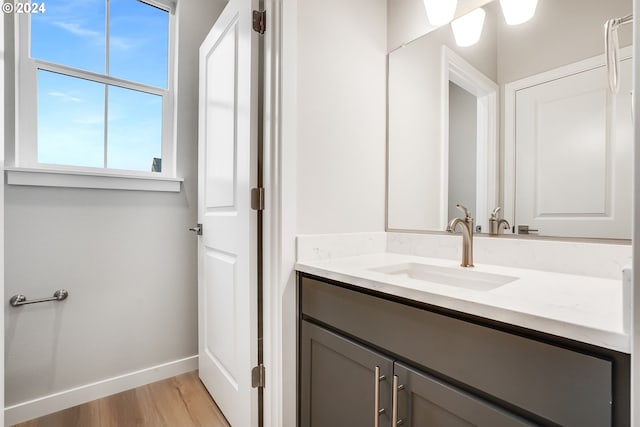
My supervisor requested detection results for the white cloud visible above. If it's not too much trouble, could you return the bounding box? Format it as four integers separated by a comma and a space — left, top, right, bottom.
52, 21, 101, 38
73, 115, 104, 126
51, 21, 139, 53
48, 91, 82, 102
110, 36, 141, 52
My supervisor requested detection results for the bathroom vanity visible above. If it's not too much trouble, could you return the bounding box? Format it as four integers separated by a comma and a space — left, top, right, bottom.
294, 0, 634, 424
296, 249, 630, 427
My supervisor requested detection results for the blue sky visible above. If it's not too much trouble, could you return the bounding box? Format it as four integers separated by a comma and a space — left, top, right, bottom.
31, 0, 168, 172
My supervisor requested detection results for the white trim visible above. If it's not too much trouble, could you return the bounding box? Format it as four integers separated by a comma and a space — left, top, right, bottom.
503, 46, 633, 227
32, 59, 169, 96
441, 46, 499, 232
7, 168, 183, 192
266, 0, 298, 425
262, 0, 281, 426
140, 0, 177, 13
4, 355, 198, 426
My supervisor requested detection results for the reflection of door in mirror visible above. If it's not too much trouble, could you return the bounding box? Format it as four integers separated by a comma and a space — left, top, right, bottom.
448, 83, 477, 227
444, 49, 498, 233
505, 51, 632, 239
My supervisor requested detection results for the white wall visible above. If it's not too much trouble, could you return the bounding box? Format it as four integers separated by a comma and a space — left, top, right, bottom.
4, 0, 224, 419
295, 0, 387, 235
277, 1, 388, 425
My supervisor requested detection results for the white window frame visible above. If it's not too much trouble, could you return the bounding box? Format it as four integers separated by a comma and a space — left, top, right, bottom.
11, 0, 181, 191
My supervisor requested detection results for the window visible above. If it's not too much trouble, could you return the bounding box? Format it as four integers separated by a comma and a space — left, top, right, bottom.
15, 0, 177, 183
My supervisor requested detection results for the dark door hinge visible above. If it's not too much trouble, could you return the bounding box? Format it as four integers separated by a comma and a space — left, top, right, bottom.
251, 187, 265, 211
252, 364, 266, 388
252, 10, 266, 34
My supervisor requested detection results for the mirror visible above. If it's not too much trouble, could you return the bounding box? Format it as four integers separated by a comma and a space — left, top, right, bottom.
386, 0, 633, 239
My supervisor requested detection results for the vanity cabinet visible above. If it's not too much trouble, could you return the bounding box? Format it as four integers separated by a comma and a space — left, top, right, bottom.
299, 274, 630, 427
302, 320, 530, 427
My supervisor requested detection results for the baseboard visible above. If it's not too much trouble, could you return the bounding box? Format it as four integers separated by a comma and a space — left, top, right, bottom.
5, 355, 199, 426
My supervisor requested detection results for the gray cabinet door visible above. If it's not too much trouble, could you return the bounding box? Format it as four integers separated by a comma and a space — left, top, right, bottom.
301, 321, 394, 427
393, 362, 535, 427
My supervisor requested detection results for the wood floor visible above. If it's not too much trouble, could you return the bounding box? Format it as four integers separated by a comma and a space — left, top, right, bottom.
14, 371, 231, 427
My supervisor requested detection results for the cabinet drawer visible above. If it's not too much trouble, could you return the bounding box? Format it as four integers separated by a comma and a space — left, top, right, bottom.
301, 276, 613, 426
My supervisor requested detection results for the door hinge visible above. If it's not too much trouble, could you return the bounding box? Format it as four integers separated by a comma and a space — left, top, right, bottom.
252, 364, 266, 388
252, 10, 266, 34
516, 225, 539, 235
251, 187, 265, 211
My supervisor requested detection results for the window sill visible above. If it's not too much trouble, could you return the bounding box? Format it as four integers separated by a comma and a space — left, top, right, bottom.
6, 167, 183, 192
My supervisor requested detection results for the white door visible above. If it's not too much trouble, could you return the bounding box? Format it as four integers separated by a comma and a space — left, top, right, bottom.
514, 59, 633, 238
197, 0, 260, 425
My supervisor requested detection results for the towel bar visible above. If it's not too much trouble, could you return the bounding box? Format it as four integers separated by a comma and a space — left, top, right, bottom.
9, 289, 69, 307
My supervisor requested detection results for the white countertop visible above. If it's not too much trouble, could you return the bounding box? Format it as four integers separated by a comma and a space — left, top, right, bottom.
296, 252, 630, 353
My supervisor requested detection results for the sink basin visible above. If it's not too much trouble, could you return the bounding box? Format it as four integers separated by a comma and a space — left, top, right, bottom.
370, 262, 518, 291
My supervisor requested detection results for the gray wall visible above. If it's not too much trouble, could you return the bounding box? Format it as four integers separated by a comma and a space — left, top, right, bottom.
448, 82, 477, 222
4, 0, 224, 407
497, 0, 632, 84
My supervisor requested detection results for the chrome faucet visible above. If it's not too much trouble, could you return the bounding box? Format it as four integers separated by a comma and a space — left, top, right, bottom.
488, 207, 511, 235
447, 204, 474, 267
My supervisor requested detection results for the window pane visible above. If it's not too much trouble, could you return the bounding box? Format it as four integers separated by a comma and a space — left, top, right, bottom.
107, 86, 162, 172
38, 70, 105, 168
109, 0, 169, 88
31, 1, 106, 74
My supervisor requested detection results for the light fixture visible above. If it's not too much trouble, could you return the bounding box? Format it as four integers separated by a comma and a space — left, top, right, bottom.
423, 0, 458, 26
451, 8, 486, 47
499, 0, 538, 25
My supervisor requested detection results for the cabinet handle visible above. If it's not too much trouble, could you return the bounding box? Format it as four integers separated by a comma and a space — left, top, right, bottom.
374, 366, 386, 427
392, 375, 405, 425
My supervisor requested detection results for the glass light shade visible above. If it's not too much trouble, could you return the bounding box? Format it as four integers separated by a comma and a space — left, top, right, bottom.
451, 8, 486, 47
499, 0, 538, 25
423, 0, 458, 26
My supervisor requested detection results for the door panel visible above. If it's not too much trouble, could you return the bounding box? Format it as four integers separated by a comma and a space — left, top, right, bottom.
394, 363, 533, 427
197, 0, 259, 425
514, 59, 632, 238
203, 250, 238, 386
205, 21, 237, 208
300, 321, 394, 427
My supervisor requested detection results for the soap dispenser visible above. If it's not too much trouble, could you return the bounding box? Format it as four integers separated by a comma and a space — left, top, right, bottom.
489, 207, 511, 235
